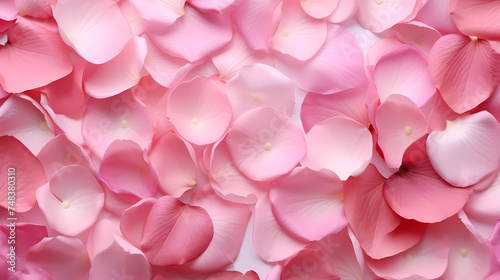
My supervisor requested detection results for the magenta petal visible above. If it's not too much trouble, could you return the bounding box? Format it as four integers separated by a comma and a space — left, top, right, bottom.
0, 136, 46, 212
344, 164, 426, 259
140, 195, 214, 266
270, 167, 347, 241
450, 0, 500, 41
384, 136, 474, 223
428, 34, 500, 113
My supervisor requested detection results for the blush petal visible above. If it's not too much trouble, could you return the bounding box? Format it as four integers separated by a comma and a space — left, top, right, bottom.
450, 0, 500, 41
120, 197, 156, 248
15, 0, 54, 18
465, 169, 500, 219
300, 0, 339, 19
357, 0, 416, 33
130, 0, 185, 26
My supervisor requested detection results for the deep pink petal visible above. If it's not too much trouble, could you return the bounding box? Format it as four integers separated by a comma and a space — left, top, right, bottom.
140, 195, 214, 266
450, 0, 500, 41
428, 34, 500, 113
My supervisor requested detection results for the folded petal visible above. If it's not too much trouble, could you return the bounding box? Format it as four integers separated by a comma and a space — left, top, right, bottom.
428, 34, 500, 113
188, 0, 236, 12
86, 217, 122, 261
15, 0, 54, 18
253, 195, 307, 262
140, 195, 214, 266
271, 0, 327, 61
54, 0, 133, 64
0, 17, 72, 93
344, 164, 426, 259
414, 0, 459, 34
83, 36, 147, 98
302, 116, 372, 180
149, 132, 198, 197
328, 0, 357, 23
226, 107, 306, 181
36, 165, 104, 236
148, 5, 232, 63
120, 197, 156, 248
391, 21, 441, 55
130, 0, 185, 26
465, 169, 500, 219
357, 0, 417, 33
270, 167, 347, 241
0, 136, 46, 212
384, 136, 474, 223
427, 111, 500, 187
226, 63, 294, 119
450, 0, 500, 41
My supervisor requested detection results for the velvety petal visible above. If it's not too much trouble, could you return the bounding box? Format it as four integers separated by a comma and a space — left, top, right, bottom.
148, 5, 232, 63
130, 0, 185, 26
427, 111, 500, 187
302, 116, 372, 180
270, 167, 347, 241
383, 136, 474, 223
181, 184, 251, 272
271, 0, 327, 61
450, 0, 500, 41
15, 0, 54, 18
234, 0, 281, 51
373, 44, 435, 107
90, 236, 151, 280
120, 197, 156, 248
300, 0, 338, 19
465, 169, 500, 219
83, 36, 147, 98
54, 0, 133, 64
140, 195, 214, 266
253, 195, 307, 262
344, 164, 426, 259
428, 34, 500, 113
357, 0, 417, 33
391, 21, 441, 55
375, 94, 427, 168
36, 165, 104, 236
0, 17, 72, 93
166, 76, 232, 145
25, 236, 90, 280
82, 91, 154, 158
0, 136, 46, 212
226, 63, 295, 119
287, 24, 364, 94
100, 140, 158, 198
187, 0, 236, 12
226, 107, 306, 181
415, 0, 459, 34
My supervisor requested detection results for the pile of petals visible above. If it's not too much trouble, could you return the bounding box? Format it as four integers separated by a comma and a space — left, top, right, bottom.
2, 0, 500, 279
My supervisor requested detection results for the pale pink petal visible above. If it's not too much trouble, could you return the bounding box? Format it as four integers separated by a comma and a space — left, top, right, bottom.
206, 270, 260, 280
373, 44, 435, 107
101, 181, 141, 217
37, 134, 94, 179
450, 0, 500, 41
226, 107, 306, 181
270, 167, 347, 241
366, 37, 404, 67
287, 24, 364, 94
475, 84, 500, 123
140, 195, 214, 266
148, 5, 232, 63
253, 195, 307, 262
282, 246, 339, 280
300, 84, 370, 133
118, 0, 146, 36
300, 0, 338, 19
375, 94, 427, 168
120, 197, 156, 248
490, 221, 500, 264
90, 236, 151, 280
130, 0, 185, 26
327, 228, 364, 280
26, 236, 90, 280
167, 76, 232, 145
344, 164, 427, 259
82, 91, 154, 158
187, 0, 236, 13
427, 111, 500, 187
209, 139, 270, 204
428, 34, 500, 113
0, 0, 17, 20
383, 136, 473, 223
149, 132, 198, 197
367, 225, 449, 279
83, 36, 147, 99
302, 116, 372, 180
53, 0, 133, 64
391, 21, 441, 55
0, 136, 46, 212
100, 140, 158, 198
234, 0, 281, 51
36, 165, 104, 236
86, 217, 122, 261
271, 0, 327, 61
465, 169, 500, 219
143, 34, 196, 88
15, 0, 54, 18
328, 0, 358, 23
134, 75, 169, 120
0, 17, 72, 93
357, 0, 416, 33
415, 0, 459, 34
487, 271, 500, 280
212, 33, 272, 83
226, 63, 295, 119
181, 184, 251, 272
